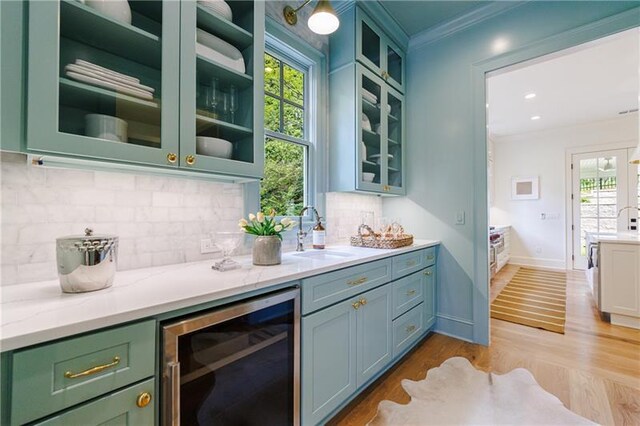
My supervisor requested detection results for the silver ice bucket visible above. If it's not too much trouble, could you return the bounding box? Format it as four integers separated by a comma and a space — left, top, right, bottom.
56, 228, 118, 293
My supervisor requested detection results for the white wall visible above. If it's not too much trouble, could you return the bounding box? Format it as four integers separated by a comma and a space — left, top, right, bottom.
490, 114, 638, 270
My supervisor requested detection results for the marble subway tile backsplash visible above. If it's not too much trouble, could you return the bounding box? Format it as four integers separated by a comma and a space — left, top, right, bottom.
1, 153, 243, 285
0, 153, 383, 286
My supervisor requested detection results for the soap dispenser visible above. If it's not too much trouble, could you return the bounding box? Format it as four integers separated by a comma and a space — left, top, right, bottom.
312, 217, 325, 249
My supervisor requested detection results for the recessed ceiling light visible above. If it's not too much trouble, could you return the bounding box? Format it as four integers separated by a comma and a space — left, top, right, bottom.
524, 93, 536, 99
531, 115, 541, 120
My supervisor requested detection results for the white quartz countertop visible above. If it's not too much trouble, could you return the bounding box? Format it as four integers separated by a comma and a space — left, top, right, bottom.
586, 232, 640, 245
0, 240, 439, 352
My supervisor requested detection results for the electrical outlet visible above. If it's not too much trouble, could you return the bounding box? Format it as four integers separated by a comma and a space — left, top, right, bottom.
455, 211, 465, 225
200, 238, 216, 254
535, 246, 542, 254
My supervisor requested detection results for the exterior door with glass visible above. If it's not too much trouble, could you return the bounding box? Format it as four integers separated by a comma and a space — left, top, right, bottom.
572, 148, 638, 269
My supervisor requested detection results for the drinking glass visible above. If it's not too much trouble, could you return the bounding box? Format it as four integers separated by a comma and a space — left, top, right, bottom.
229, 85, 239, 124
212, 231, 243, 271
221, 92, 230, 122
208, 78, 219, 116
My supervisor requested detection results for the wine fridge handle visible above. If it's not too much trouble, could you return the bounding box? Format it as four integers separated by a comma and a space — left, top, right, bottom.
166, 362, 180, 426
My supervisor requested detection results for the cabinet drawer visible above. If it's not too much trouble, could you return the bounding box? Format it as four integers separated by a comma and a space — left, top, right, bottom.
302, 259, 392, 314
392, 250, 426, 280
424, 246, 436, 267
35, 379, 155, 426
392, 270, 424, 319
392, 303, 424, 358
11, 320, 155, 425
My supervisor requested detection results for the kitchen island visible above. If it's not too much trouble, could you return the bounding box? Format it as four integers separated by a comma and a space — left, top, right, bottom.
586, 232, 640, 329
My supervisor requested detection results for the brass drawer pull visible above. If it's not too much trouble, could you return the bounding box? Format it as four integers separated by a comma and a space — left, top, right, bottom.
427, 254, 435, 260
360, 298, 367, 306
136, 392, 152, 408
352, 301, 361, 310
406, 260, 417, 267
166, 153, 177, 164
406, 325, 416, 333
424, 270, 432, 276
347, 276, 368, 286
64, 356, 120, 379
406, 289, 416, 296
185, 155, 196, 166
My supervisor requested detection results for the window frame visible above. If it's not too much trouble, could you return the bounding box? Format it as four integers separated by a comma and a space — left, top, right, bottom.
245, 17, 327, 228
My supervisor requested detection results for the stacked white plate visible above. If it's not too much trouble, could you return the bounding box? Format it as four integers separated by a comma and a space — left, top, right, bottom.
65, 59, 154, 100
362, 88, 377, 104
196, 29, 245, 73
198, 0, 232, 21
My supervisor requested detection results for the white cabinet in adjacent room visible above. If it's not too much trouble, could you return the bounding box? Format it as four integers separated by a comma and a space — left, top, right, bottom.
600, 242, 640, 329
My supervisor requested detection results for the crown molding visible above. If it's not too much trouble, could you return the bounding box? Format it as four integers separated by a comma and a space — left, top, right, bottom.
408, 1, 528, 52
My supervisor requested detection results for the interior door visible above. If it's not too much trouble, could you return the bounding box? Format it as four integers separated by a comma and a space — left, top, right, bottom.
571, 149, 631, 269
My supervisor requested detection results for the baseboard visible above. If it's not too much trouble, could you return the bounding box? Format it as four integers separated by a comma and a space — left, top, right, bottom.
509, 256, 567, 271
434, 314, 474, 342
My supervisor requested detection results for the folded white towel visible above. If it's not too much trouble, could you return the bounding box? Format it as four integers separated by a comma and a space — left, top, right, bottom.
75, 59, 140, 84
65, 71, 154, 100
362, 113, 372, 131
66, 64, 155, 93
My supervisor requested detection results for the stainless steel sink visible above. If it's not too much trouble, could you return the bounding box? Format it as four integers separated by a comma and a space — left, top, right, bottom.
291, 250, 355, 259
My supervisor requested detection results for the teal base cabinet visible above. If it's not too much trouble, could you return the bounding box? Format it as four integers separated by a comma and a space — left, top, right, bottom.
301, 247, 438, 425
7, 321, 156, 425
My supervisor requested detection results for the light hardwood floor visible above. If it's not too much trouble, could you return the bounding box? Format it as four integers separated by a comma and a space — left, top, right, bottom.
329, 265, 640, 426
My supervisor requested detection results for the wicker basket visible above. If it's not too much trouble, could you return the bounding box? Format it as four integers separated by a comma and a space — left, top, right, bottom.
350, 224, 413, 249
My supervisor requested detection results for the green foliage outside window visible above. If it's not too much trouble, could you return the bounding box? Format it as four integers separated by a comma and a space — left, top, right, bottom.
262, 53, 307, 216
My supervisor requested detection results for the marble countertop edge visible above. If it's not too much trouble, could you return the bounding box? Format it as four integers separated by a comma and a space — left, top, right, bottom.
1, 240, 440, 352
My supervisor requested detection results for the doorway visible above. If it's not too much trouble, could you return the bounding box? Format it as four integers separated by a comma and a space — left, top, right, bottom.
571, 148, 639, 270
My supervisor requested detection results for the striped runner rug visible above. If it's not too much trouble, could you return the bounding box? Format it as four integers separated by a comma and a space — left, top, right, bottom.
491, 267, 567, 334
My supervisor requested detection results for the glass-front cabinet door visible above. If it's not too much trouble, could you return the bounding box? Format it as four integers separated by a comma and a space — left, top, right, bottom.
27, 0, 180, 167
356, 65, 405, 195
355, 8, 404, 94
179, 1, 264, 178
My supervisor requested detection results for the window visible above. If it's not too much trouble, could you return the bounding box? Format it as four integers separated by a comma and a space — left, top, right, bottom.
244, 21, 326, 223
262, 53, 308, 216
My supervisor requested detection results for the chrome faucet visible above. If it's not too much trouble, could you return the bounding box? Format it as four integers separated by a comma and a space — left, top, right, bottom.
297, 206, 321, 252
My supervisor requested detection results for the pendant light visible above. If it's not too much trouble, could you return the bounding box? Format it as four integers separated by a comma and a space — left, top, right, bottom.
283, 0, 340, 35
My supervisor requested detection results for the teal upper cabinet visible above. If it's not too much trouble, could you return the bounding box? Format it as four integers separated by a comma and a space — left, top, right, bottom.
355, 8, 405, 94
329, 63, 405, 195
179, 1, 264, 178
27, 0, 180, 167
329, 4, 406, 196
26, 0, 264, 179
330, 5, 405, 94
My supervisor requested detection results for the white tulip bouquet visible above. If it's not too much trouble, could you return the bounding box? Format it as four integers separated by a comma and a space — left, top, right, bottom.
238, 210, 297, 240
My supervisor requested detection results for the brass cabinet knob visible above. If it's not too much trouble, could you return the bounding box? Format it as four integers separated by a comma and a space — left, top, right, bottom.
424, 270, 432, 276
185, 155, 196, 166
360, 298, 367, 305
136, 392, 152, 408
407, 289, 416, 296
166, 153, 177, 164
352, 301, 361, 310
406, 324, 416, 333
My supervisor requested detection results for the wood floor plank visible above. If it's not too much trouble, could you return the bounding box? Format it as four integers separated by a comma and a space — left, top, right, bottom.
569, 369, 616, 425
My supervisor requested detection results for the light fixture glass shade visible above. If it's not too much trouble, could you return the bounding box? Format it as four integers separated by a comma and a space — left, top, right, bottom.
308, 0, 339, 35
630, 145, 640, 164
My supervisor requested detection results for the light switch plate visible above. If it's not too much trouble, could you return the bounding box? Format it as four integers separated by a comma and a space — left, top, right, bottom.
200, 238, 216, 254
455, 211, 465, 225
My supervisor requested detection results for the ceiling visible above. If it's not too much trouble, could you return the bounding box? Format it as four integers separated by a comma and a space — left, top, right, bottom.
487, 28, 639, 137
379, 1, 485, 36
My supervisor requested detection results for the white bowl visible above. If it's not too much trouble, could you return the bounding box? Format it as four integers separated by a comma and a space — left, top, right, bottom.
85, 0, 132, 25
362, 172, 375, 183
196, 136, 233, 158
85, 114, 127, 142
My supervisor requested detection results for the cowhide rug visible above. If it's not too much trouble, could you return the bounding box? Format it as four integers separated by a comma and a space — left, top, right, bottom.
368, 357, 595, 425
